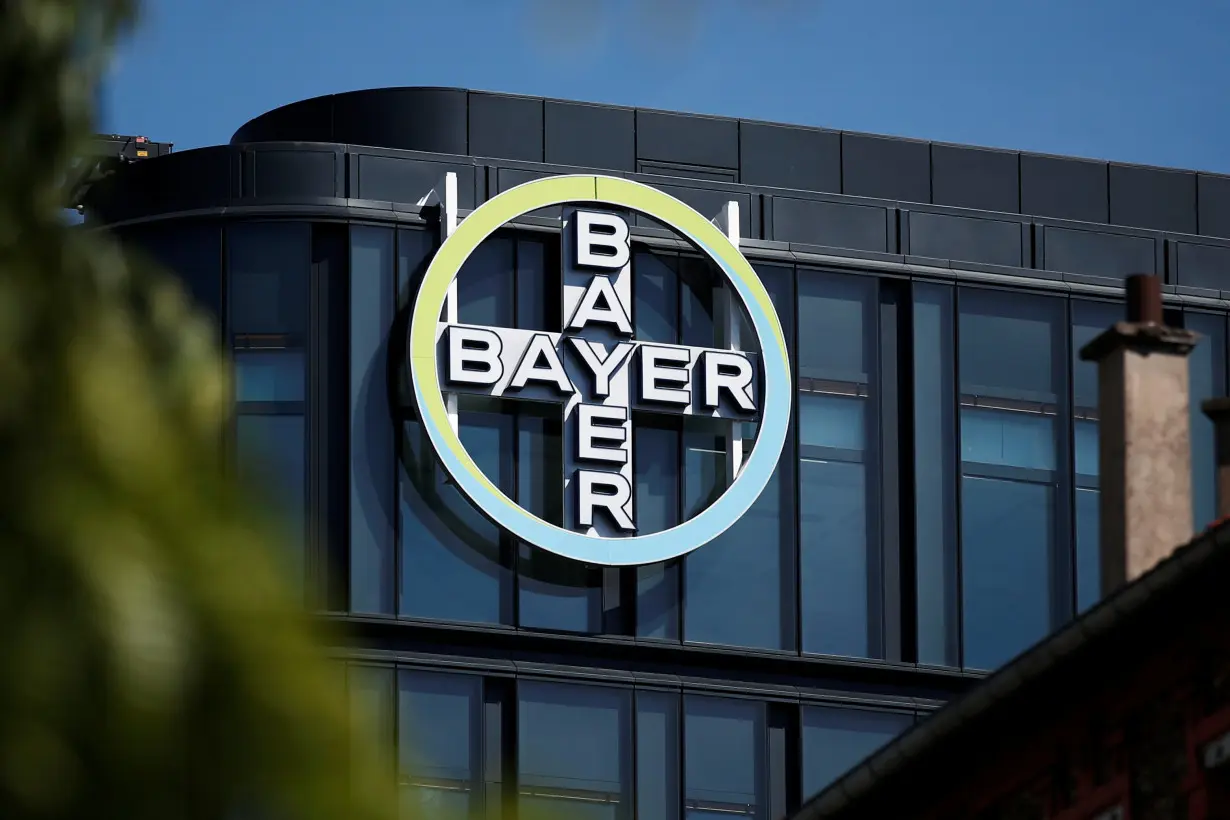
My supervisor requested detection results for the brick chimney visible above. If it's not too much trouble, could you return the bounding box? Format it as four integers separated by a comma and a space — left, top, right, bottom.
1079, 274, 1200, 591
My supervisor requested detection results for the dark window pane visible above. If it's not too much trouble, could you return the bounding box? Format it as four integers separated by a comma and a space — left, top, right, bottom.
227, 222, 310, 337
913, 284, 958, 667
122, 223, 223, 322
398, 670, 481, 819
801, 706, 912, 797
959, 289, 1063, 403
635, 423, 681, 640
236, 414, 305, 586
797, 271, 872, 382
1070, 301, 1119, 615
960, 474, 1055, 670
800, 444, 878, 658
518, 413, 602, 631
1075, 485, 1101, 613
683, 425, 727, 520
1186, 312, 1227, 530
684, 696, 765, 820
798, 271, 880, 659
634, 251, 678, 344
397, 228, 435, 310
234, 350, 306, 402
1071, 301, 1123, 412
958, 289, 1064, 670
683, 266, 796, 652
518, 681, 632, 820
516, 238, 558, 332
679, 256, 718, 348
458, 237, 514, 326
349, 665, 395, 789
399, 414, 513, 625
351, 226, 396, 616
636, 691, 680, 820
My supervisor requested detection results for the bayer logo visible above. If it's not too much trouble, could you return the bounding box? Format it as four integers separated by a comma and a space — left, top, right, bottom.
408, 176, 791, 566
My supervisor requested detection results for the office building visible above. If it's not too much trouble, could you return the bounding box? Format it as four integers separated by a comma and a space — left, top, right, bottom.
85, 87, 1230, 819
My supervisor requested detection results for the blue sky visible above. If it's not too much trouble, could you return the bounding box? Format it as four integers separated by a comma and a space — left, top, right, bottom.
104, 0, 1230, 173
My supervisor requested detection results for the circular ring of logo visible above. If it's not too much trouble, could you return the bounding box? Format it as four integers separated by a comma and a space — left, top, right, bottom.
408, 175, 792, 566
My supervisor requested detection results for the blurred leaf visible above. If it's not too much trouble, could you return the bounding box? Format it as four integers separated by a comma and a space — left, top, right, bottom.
0, 1, 396, 819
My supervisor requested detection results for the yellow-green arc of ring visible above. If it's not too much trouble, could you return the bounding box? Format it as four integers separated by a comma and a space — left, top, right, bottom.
408, 174, 792, 566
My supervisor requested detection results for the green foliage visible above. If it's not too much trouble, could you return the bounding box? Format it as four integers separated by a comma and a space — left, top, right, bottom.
0, 2, 395, 818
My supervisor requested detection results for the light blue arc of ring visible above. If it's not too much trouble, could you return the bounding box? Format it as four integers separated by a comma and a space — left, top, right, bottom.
408, 175, 791, 566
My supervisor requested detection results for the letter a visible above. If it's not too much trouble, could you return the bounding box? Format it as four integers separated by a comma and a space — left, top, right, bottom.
566, 275, 633, 337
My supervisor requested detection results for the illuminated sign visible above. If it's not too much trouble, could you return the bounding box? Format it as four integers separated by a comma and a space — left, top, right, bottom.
408, 175, 791, 566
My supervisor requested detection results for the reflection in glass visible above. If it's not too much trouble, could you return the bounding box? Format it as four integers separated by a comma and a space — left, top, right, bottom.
351, 226, 397, 615
636, 692, 680, 820
801, 706, 912, 797
236, 414, 306, 585
398, 670, 481, 820
234, 350, 306, 402
684, 696, 765, 820
679, 256, 717, 348
634, 251, 678, 344
1186, 312, 1227, 531
798, 271, 881, 659
1070, 300, 1122, 613
121, 223, 223, 321
683, 265, 795, 652
913, 284, 958, 666
516, 239, 557, 332
228, 222, 310, 596
518, 413, 603, 632
399, 413, 513, 625
349, 665, 395, 788
518, 681, 632, 820
958, 289, 1065, 670
457, 237, 514, 326
227, 222, 310, 337
635, 422, 681, 639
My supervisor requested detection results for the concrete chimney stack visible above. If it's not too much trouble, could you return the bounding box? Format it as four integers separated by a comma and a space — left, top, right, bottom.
1079, 274, 1200, 592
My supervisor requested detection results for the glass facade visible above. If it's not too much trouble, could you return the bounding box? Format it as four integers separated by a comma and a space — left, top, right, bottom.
124, 209, 1230, 819
228, 222, 311, 591
348, 666, 912, 820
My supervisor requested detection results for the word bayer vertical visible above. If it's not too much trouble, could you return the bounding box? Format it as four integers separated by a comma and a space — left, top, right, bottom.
561, 209, 637, 537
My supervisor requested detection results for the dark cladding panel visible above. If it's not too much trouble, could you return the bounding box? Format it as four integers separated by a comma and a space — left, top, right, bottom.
773, 197, 887, 252
1020, 154, 1108, 223
739, 122, 841, 192
634, 183, 750, 237
636, 110, 739, 170
251, 149, 338, 199
1042, 226, 1155, 279
908, 212, 1023, 267
1109, 164, 1197, 234
469, 93, 544, 162
931, 144, 1020, 213
355, 154, 476, 207
842, 133, 931, 204
332, 88, 468, 154
1175, 242, 1230, 291
89, 147, 235, 222
544, 101, 635, 171
1198, 173, 1230, 239
231, 95, 335, 144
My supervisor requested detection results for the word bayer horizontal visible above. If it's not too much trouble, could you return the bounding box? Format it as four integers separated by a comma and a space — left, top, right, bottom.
436, 323, 761, 420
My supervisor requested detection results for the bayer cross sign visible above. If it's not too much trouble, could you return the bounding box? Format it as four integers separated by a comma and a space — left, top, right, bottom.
408, 175, 791, 566
441, 208, 760, 536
